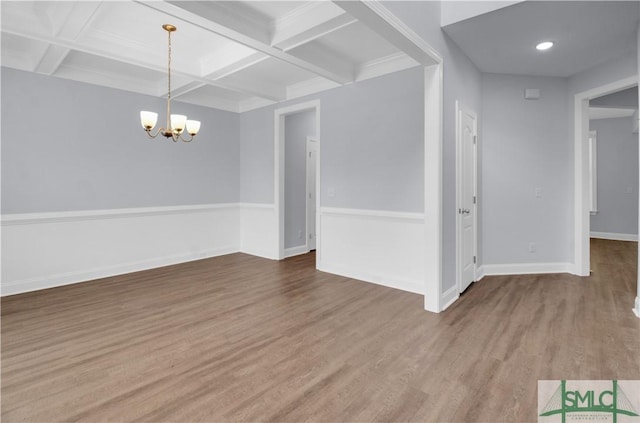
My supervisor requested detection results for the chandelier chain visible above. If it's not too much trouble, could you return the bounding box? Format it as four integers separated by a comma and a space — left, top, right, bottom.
167, 28, 171, 103
166, 28, 172, 129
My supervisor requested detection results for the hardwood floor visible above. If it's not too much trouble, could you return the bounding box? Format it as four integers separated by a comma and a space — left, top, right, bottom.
2, 239, 639, 422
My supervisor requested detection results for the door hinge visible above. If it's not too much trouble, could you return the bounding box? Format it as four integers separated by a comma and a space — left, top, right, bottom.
473, 256, 477, 264
473, 135, 477, 144
309, 152, 312, 157
473, 196, 476, 204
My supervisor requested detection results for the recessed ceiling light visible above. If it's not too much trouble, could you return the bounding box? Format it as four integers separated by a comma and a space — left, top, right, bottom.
536, 41, 554, 51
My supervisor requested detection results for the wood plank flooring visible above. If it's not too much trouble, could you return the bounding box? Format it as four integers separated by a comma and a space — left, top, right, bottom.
2, 239, 639, 422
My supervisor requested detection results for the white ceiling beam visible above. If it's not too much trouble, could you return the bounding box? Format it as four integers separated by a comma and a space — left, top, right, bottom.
33, 45, 70, 75
168, 0, 272, 46
206, 52, 269, 81
3, 27, 284, 102
135, 0, 354, 85
57, 1, 104, 40
333, 0, 441, 66
271, 3, 357, 51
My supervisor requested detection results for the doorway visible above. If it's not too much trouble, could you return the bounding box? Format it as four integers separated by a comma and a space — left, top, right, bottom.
274, 100, 321, 262
574, 77, 638, 276
574, 77, 639, 318
455, 101, 478, 294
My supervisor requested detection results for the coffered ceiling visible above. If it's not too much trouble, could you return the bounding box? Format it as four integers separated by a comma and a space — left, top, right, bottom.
1, 1, 429, 112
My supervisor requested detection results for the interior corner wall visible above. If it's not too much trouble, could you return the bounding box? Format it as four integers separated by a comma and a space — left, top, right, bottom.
380, 1, 482, 296
481, 74, 572, 269
239, 66, 427, 294
1, 67, 241, 295
284, 110, 316, 250
589, 117, 638, 238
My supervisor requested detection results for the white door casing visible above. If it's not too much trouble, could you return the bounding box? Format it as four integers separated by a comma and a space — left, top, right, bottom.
456, 101, 478, 294
306, 137, 318, 251
274, 100, 320, 261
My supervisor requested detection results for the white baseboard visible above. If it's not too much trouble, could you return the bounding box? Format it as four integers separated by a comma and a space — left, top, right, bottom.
2, 204, 241, 296
634, 297, 640, 319
318, 262, 423, 295
1, 247, 237, 296
441, 285, 459, 311
318, 207, 425, 296
284, 245, 309, 258
482, 262, 574, 276
590, 231, 638, 242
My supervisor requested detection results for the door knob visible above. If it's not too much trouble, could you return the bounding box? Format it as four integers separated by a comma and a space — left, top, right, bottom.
462, 208, 470, 214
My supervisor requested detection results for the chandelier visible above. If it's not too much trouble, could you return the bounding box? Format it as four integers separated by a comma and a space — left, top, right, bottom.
140, 24, 201, 142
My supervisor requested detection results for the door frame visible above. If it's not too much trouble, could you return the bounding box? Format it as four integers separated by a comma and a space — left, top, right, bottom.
455, 100, 478, 295
573, 76, 637, 277
306, 136, 319, 252
274, 100, 321, 262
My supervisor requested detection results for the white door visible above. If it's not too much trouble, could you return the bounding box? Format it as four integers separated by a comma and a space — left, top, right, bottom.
457, 102, 477, 293
306, 137, 318, 251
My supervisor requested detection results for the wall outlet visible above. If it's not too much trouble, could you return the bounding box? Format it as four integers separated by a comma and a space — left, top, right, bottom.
535, 188, 542, 198
528, 242, 536, 253
327, 187, 335, 197
298, 230, 303, 239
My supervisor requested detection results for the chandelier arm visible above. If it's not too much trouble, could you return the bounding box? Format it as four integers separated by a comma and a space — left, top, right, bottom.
145, 127, 167, 139
178, 133, 195, 143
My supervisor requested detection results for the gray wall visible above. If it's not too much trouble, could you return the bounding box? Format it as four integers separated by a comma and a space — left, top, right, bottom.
380, 1, 483, 291
590, 117, 638, 236
591, 87, 638, 108
284, 110, 315, 249
1, 67, 240, 214
481, 74, 572, 265
239, 66, 425, 213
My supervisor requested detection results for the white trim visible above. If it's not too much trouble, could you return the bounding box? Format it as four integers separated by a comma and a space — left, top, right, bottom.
424, 63, 443, 313
588, 130, 598, 214
284, 245, 310, 258
318, 262, 423, 295
590, 232, 638, 242
1, 247, 236, 297
320, 207, 424, 221
356, 53, 419, 82
483, 262, 574, 276
237, 202, 275, 210
274, 100, 321, 261
574, 76, 638, 276
1, 203, 237, 226
455, 100, 478, 297
634, 296, 640, 318
441, 286, 459, 311
335, 1, 442, 66
306, 136, 319, 252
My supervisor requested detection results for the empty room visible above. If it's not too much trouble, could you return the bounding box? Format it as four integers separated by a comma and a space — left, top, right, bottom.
2, 1, 639, 421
